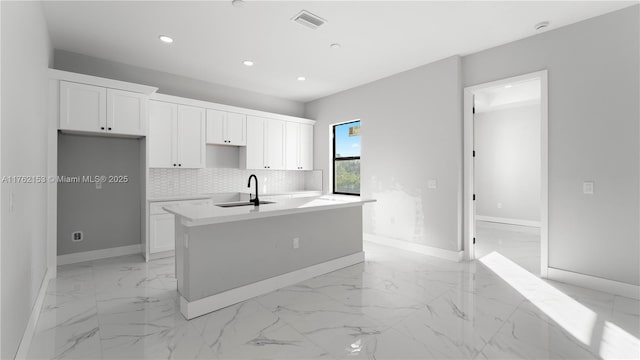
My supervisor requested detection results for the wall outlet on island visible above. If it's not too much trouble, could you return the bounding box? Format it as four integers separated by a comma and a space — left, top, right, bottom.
292, 237, 300, 249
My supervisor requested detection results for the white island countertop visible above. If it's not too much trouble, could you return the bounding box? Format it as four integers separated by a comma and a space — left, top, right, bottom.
163, 195, 375, 227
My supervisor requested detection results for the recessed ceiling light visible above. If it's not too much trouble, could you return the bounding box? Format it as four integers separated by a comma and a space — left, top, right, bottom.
505, 84, 513, 89
534, 21, 550, 31
297, 76, 306, 81
159, 35, 174, 43
243, 60, 254, 67
330, 43, 341, 49
231, 0, 245, 8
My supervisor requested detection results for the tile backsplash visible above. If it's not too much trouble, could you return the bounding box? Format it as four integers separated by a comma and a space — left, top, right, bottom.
148, 168, 323, 197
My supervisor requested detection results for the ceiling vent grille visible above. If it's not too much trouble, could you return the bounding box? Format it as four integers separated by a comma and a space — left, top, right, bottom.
292, 10, 327, 30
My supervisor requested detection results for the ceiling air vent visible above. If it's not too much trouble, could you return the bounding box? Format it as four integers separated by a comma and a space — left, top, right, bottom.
291, 10, 327, 30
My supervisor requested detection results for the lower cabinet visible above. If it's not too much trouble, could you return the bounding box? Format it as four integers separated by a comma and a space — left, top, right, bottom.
149, 213, 175, 254
148, 198, 212, 258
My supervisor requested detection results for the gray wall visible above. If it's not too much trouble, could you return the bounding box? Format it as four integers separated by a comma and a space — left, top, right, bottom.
475, 104, 541, 222
463, 6, 639, 285
57, 134, 141, 255
1, 1, 52, 358
305, 5, 639, 286
305, 56, 463, 252
54, 49, 305, 118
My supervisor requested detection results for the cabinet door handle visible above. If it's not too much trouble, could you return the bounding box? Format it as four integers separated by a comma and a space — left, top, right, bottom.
173, 164, 177, 167
100, 127, 105, 130
108, 127, 112, 131
178, 164, 182, 167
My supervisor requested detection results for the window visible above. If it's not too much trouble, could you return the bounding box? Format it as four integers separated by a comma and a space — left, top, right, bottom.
333, 120, 360, 195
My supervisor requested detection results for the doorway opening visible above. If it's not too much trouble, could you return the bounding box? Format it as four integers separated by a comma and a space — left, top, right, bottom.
463, 71, 548, 277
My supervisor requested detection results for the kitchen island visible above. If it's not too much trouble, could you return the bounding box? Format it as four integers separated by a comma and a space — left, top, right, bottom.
164, 195, 375, 319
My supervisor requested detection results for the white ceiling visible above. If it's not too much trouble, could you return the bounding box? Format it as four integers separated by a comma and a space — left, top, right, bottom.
42, 1, 636, 102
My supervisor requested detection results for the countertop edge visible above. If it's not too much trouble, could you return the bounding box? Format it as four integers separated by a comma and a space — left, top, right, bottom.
164, 198, 375, 227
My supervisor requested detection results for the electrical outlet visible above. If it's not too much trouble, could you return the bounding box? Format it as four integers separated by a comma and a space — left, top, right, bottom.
497, 202, 503, 209
293, 237, 300, 249
583, 181, 594, 195
72, 231, 83, 242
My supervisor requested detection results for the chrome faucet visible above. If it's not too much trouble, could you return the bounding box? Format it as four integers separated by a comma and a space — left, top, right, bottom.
247, 174, 260, 206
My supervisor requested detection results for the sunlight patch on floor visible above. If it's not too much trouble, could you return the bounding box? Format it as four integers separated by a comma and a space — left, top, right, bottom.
480, 251, 639, 359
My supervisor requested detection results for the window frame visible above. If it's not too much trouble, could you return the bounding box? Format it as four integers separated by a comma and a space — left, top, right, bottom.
332, 120, 361, 196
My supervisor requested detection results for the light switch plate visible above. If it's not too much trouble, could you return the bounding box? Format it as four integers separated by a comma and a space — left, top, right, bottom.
583, 181, 594, 195
427, 179, 437, 189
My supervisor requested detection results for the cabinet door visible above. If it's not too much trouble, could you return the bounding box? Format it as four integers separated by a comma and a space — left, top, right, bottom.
149, 213, 175, 253
106, 89, 147, 136
285, 122, 300, 170
205, 109, 226, 145
177, 105, 205, 168
265, 118, 285, 170
244, 116, 265, 169
148, 100, 177, 168
226, 112, 246, 146
299, 123, 314, 170
59, 81, 106, 132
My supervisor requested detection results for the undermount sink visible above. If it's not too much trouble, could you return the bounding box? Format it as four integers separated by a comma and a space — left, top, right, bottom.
216, 201, 275, 208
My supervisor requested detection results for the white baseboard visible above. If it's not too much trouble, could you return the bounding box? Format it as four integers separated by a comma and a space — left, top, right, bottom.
180, 252, 365, 319
476, 215, 541, 228
15, 267, 54, 360
547, 268, 640, 300
364, 233, 463, 262
57, 244, 142, 265
148, 250, 174, 262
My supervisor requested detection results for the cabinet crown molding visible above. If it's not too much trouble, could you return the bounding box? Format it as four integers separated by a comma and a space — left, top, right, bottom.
48, 69, 158, 95
151, 93, 315, 125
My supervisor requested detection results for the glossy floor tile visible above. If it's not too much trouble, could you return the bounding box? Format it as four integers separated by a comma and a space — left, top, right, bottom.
27, 241, 638, 359
475, 220, 541, 275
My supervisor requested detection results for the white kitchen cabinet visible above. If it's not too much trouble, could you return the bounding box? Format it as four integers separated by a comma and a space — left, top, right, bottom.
148, 198, 213, 257
265, 118, 285, 169
148, 100, 205, 169
285, 122, 314, 170
243, 116, 285, 170
60, 81, 106, 132
177, 105, 206, 168
106, 88, 147, 136
59, 81, 147, 136
206, 109, 246, 145
149, 213, 175, 254
148, 100, 176, 168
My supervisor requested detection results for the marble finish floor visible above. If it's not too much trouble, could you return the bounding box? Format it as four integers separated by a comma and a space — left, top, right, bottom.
475, 221, 541, 275
27, 242, 639, 359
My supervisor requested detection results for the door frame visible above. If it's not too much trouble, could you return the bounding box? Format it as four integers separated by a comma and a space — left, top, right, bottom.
463, 70, 549, 278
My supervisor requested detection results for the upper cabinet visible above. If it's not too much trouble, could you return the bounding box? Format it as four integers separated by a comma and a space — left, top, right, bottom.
148, 100, 205, 169
243, 116, 286, 170
106, 88, 147, 136
59, 81, 106, 133
285, 122, 314, 170
59, 81, 147, 136
206, 110, 246, 146
177, 105, 206, 168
